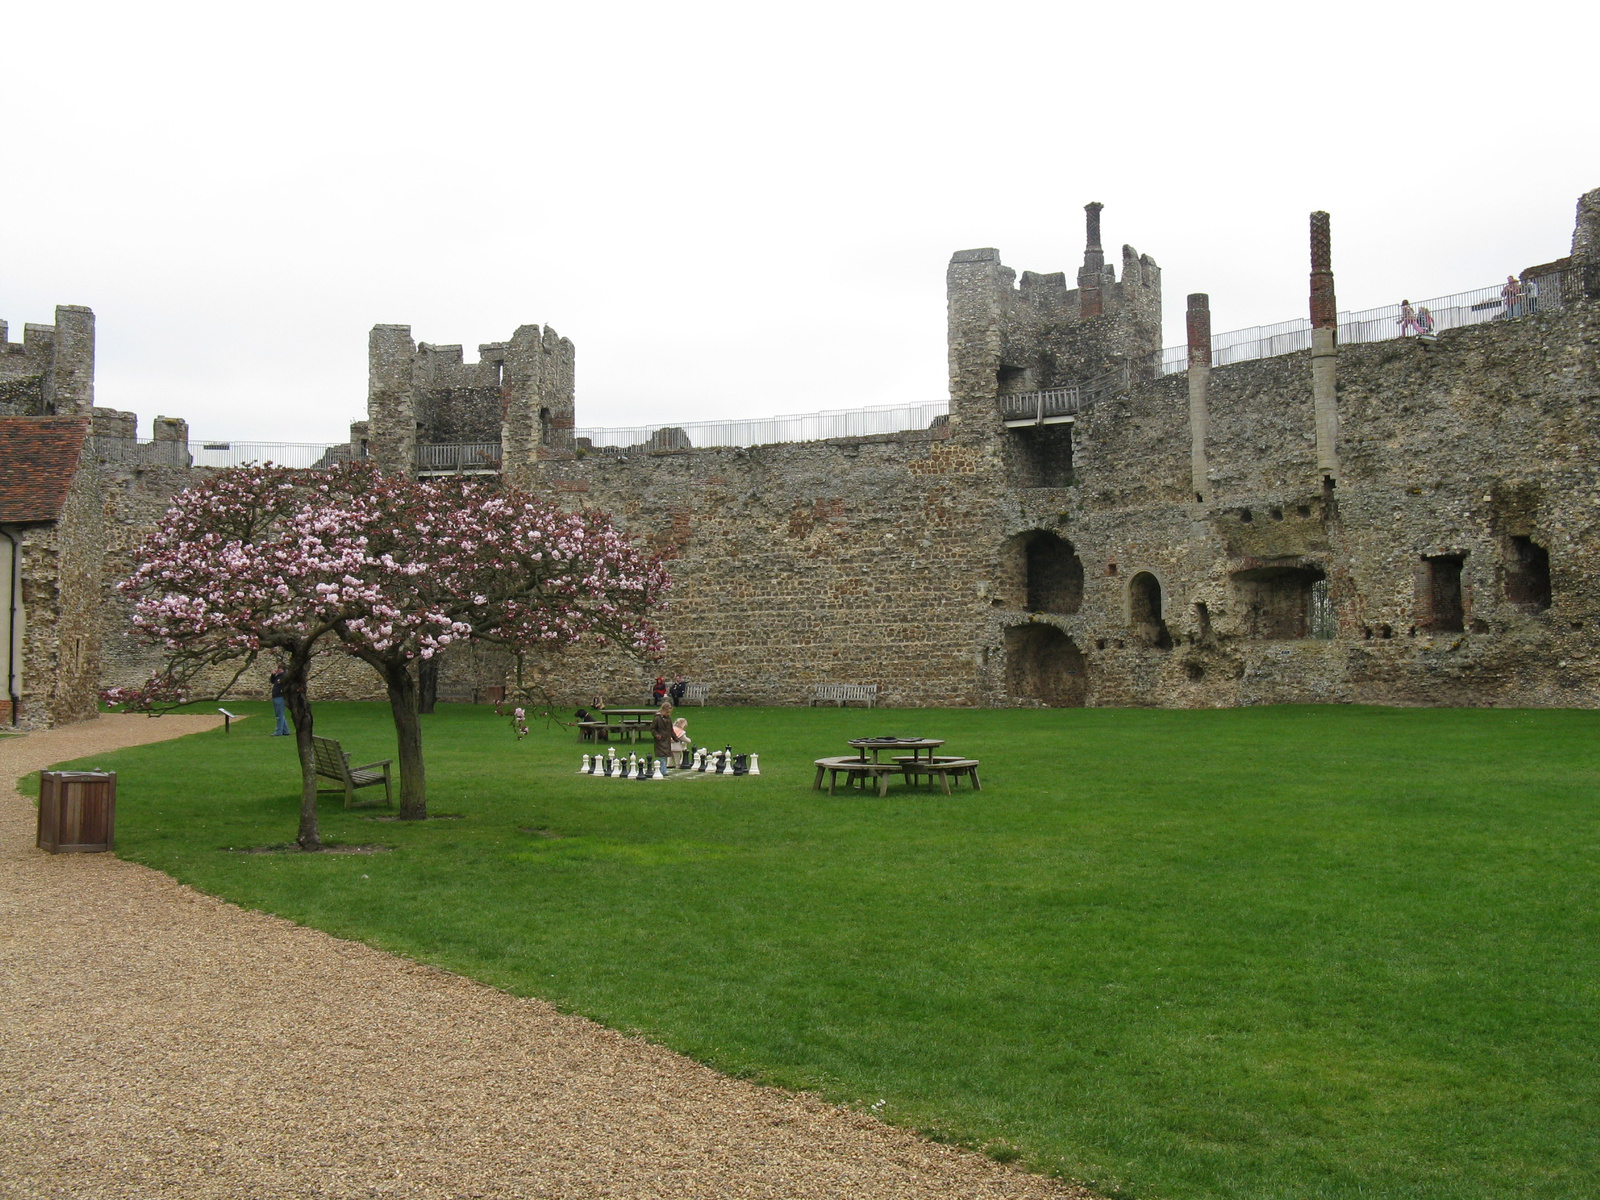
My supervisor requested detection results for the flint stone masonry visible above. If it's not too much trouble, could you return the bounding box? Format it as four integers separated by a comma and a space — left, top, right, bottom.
512, 192, 1600, 709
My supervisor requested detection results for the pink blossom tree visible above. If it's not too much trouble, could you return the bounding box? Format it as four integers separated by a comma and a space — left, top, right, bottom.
106, 465, 350, 850
296, 464, 668, 820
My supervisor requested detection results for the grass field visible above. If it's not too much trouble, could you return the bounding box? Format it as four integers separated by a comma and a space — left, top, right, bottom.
31, 702, 1600, 1199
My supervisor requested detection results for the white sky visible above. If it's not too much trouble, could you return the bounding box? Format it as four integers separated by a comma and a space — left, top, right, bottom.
3, 0, 1595, 443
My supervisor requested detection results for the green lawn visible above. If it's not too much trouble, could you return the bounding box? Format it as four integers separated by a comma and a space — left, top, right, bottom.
31, 703, 1600, 1200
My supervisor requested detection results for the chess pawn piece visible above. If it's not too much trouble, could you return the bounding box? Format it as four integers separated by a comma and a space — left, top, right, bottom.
610, 757, 623, 778
748, 754, 760, 776
651, 758, 666, 780
580, 754, 591, 774
626, 757, 639, 779
696, 749, 709, 772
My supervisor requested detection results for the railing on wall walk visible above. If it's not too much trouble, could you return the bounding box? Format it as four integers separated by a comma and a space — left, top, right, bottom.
573, 398, 951, 452
1155, 268, 1585, 376
997, 363, 1133, 425
414, 442, 502, 472
188, 441, 356, 469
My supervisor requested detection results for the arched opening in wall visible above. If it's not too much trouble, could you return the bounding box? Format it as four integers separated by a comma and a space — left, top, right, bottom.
1004, 624, 1087, 707
539, 407, 552, 448
1504, 536, 1551, 612
1230, 566, 1327, 639
1128, 572, 1171, 649
1419, 554, 1465, 632
1019, 532, 1083, 614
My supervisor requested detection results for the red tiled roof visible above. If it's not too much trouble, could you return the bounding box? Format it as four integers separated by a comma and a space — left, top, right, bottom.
0, 417, 90, 523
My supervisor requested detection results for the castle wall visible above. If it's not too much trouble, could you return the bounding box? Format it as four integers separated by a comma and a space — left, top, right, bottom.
0, 306, 95, 417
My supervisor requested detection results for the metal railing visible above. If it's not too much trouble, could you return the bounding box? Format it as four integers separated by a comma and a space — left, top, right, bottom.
415, 442, 501, 472
574, 399, 950, 452
186, 441, 354, 469
1156, 269, 1585, 376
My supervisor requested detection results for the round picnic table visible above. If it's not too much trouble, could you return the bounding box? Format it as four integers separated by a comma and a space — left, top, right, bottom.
847, 737, 945, 764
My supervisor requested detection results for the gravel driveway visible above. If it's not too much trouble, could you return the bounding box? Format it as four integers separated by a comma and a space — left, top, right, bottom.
0, 715, 1091, 1199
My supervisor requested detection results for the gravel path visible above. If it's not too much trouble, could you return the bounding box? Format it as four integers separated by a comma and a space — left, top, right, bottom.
0, 716, 1093, 1199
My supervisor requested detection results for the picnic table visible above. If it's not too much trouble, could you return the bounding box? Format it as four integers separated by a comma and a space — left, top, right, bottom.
600, 708, 659, 743
847, 737, 945, 763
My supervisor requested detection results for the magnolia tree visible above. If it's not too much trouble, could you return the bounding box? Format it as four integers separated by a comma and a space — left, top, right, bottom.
113, 461, 669, 837
105, 465, 347, 849
295, 464, 668, 819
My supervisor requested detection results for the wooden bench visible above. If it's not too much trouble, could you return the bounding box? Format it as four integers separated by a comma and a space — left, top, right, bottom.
682, 683, 710, 706
899, 757, 982, 795
311, 736, 393, 809
810, 684, 878, 708
812, 755, 901, 798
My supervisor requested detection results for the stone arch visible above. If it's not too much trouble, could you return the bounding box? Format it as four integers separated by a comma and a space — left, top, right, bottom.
1128, 571, 1171, 649
999, 531, 1084, 614
1004, 624, 1088, 707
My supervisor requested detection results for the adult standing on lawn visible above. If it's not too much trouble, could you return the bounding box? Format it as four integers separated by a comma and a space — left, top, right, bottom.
270, 664, 290, 736
652, 702, 674, 766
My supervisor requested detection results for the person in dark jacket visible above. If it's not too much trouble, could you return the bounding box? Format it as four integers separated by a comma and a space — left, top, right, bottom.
651, 703, 674, 765
269, 665, 290, 736
668, 675, 688, 705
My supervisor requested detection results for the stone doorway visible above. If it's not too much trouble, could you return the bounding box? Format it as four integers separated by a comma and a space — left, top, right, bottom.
1004, 624, 1088, 707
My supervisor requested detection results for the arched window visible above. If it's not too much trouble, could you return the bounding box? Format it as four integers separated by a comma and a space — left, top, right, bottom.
1128, 572, 1170, 649
1004, 625, 1087, 707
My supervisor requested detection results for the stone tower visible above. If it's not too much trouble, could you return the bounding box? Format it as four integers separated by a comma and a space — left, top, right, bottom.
945, 203, 1161, 431
0, 305, 95, 417
365, 323, 576, 480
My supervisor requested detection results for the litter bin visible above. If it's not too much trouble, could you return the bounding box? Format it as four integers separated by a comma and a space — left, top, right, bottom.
37, 770, 117, 854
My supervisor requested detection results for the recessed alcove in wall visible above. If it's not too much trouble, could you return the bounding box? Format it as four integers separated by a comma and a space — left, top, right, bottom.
998, 531, 1084, 613
1005, 424, 1074, 488
1128, 572, 1171, 649
1230, 565, 1327, 639
1504, 536, 1551, 612
1419, 554, 1465, 632
1004, 624, 1087, 707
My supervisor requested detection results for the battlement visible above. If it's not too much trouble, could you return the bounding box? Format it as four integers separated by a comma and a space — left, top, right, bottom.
947, 205, 1162, 424
366, 321, 576, 480
0, 305, 95, 416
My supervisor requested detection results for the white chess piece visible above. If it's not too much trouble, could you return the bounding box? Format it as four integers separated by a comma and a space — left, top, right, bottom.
626, 758, 639, 779
651, 758, 666, 780
720, 752, 734, 775
695, 749, 708, 772
748, 754, 760, 776
580, 754, 591, 774
610, 757, 623, 778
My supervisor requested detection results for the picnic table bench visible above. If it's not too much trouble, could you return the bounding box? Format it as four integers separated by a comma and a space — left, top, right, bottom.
810, 684, 878, 708
311, 736, 393, 809
812, 755, 902, 798
897, 756, 982, 794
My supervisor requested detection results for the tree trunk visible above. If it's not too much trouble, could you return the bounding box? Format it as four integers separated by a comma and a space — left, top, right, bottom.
418, 656, 438, 714
284, 649, 321, 851
382, 658, 428, 820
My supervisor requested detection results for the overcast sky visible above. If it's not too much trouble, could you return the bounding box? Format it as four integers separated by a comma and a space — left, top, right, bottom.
3, 0, 1595, 444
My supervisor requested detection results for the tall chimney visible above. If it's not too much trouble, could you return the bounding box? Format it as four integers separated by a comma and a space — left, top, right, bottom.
1079, 202, 1106, 318
1187, 293, 1212, 503
1309, 211, 1339, 481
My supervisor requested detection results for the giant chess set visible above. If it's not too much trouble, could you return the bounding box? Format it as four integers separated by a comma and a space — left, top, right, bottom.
579, 746, 759, 780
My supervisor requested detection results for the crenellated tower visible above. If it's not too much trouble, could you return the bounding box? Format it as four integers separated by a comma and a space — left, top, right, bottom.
365, 323, 576, 481
946, 203, 1162, 432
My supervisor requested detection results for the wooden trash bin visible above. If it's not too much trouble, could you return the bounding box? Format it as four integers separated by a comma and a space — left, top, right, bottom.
37, 770, 117, 854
